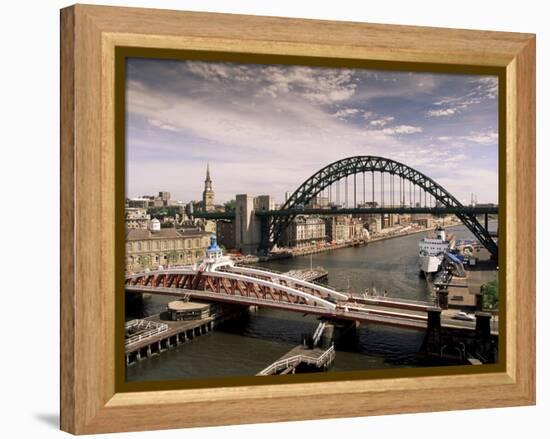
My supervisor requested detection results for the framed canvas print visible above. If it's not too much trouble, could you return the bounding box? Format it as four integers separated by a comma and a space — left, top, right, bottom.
60, 4, 536, 434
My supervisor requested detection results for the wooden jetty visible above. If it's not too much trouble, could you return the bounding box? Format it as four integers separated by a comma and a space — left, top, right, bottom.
125, 305, 246, 365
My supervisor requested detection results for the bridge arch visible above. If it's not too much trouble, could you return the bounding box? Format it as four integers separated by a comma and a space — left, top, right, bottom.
269, 155, 498, 257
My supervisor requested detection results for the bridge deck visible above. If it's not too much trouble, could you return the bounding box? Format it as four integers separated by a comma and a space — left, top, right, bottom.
347, 295, 434, 312
126, 285, 427, 329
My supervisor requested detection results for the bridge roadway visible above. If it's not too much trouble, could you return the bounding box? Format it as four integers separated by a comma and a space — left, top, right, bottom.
125, 255, 498, 333
126, 284, 427, 329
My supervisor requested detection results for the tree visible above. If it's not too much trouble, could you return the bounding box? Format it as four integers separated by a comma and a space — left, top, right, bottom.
166, 250, 179, 266
224, 199, 236, 212
137, 255, 151, 269
481, 280, 499, 310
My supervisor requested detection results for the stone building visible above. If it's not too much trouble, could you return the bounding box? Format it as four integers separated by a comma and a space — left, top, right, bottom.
125, 221, 211, 272
366, 216, 382, 234
325, 215, 366, 243
234, 194, 274, 254
216, 220, 236, 250
307, 195, 329, 208
281, 215, 326, 248
125, 207, 150, 229
127, 198, 150, 209
412, 216, 434, 228
325, 216, 348, 243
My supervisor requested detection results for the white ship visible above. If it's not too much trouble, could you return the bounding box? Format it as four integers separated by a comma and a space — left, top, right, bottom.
418, 227, 455, 276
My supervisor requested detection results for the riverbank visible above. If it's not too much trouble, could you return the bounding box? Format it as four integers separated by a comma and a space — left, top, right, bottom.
240, 219, 462, 262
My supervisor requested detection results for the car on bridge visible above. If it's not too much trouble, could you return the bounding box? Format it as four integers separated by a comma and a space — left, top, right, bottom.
452, 311, 476, 322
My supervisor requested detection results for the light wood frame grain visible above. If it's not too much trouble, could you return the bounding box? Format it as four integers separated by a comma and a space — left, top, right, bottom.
60, 4, 536, 434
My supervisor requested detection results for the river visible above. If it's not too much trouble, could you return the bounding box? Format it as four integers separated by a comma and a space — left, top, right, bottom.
126, 222, 496, 382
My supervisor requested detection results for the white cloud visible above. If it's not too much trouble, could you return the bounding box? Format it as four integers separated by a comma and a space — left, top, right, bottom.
148, 118, 179, 132
426, 75, 498, 118
257, 66, 358, 104
379, 125, 423, 135
369, 116, 395, 127
362, 111, 375, 120
461, 131, 498, 144
185, 62, 254, 83
426, 108, 458, 117
437, 130, 498, 145
333, 108, 360, 119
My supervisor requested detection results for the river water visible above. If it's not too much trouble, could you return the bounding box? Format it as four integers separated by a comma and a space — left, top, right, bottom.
126, 222, 496, 382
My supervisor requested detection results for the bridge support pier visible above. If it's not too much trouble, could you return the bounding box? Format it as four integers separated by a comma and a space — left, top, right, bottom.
425, 307, 442, 354
436, 289, 449, 310
321, 320, 358, 348
475, 289, 483, 311
475, 312, 495, 362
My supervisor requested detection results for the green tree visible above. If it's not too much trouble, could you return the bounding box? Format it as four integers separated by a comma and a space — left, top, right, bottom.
137, 255, 151, 269
166, 250, 179, 266
224, 199, 236, 212
481, 280, 499, 310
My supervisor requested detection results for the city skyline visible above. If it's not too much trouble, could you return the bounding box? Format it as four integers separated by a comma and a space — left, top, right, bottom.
126, 59, 499, 205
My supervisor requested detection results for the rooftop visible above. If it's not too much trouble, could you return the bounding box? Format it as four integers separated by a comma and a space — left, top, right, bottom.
167, 300, 209, 311
126, 227, 210, 241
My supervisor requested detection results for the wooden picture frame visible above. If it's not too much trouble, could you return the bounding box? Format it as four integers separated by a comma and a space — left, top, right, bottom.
60, 4, 535, 434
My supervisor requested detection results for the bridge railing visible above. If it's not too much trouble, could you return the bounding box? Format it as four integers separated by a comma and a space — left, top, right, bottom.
348, 294, 434, 306
233, 264, 283, 274
125, 319, 169, 347
312, 322, 326, 347
233, 265, 341, 293
257, 345, 335, 376
234, 264, 341, 292
308, 279, 338, 292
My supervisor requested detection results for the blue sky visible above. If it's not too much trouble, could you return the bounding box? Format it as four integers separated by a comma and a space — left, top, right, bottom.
126, 58, 498, 205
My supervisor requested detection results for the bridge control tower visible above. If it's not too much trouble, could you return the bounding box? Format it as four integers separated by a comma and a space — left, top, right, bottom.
199, 235, 234, 272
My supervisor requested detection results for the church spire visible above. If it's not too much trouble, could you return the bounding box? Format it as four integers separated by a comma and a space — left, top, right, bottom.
203, 162, 214, 212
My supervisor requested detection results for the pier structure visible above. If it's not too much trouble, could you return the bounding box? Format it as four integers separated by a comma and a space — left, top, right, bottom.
256, 344, 335, 376
423, 307, 498, 364
125, 302, 247, 365
257, 321, 335, 375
